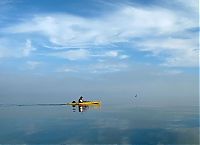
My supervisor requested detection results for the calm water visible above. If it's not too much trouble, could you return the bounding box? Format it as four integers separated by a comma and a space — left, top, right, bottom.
0, 103, 199, 144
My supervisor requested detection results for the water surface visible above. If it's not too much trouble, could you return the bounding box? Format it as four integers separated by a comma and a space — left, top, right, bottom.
0, 103, 199, 144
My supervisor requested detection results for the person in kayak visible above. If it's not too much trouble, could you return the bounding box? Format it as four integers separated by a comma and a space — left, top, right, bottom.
78, 96, 84, 103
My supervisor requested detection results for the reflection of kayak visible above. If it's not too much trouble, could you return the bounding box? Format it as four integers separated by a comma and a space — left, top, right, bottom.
66, 101, 101, 106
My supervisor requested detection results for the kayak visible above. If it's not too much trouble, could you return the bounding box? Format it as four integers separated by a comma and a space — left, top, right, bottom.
66, 101, 101, 106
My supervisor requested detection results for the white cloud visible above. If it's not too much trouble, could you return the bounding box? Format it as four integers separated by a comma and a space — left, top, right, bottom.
5, 5, 196, 46
90, 49, 130, 61
1, 0, 198, 67
0, 38, 36, 58
56, 67, 77, 73
119, 55, 129, 60
48, 49, 129, 61
137, 38, 199, 67
91, 62, 128, 73
162, 49, 199, 67
50, 49, 90, 60
102, 50, 129, 60
63, 68, 77, 72
92, 50, 119, 58
26, 61, 41, 70
105, 50, 118, 57
22, 39, 36, 57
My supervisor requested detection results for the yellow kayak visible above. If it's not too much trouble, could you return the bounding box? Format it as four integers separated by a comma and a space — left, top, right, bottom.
66, 101, 101, 106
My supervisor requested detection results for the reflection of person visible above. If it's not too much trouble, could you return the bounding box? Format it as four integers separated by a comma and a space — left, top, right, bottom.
79, 96, 84, 103
79, 106, 83, 112
78, 105, 89, 112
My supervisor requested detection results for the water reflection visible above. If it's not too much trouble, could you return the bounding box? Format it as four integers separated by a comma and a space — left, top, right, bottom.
71, 104, 101, 112
0, 105, 198, 144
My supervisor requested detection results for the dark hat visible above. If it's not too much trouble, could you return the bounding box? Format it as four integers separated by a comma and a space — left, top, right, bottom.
80, 96, 83, 98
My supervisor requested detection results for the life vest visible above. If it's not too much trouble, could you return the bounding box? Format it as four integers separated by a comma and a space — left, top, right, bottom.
79, 99, 83, 103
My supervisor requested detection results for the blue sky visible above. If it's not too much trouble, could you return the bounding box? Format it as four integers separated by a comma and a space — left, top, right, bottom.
0, 0, 199, 105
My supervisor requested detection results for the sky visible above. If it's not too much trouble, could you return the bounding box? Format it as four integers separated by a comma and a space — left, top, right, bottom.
0, 0, 199, 106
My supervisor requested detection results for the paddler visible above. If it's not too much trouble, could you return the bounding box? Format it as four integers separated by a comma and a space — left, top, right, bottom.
78, 96, 84, 103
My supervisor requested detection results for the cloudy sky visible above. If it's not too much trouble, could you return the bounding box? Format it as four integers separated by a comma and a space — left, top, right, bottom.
0, 0, 199, 106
